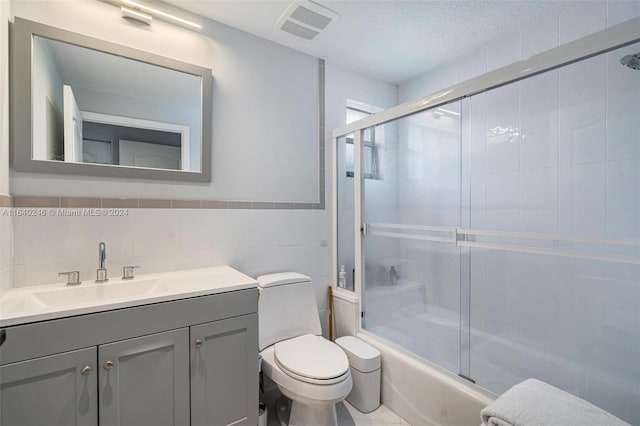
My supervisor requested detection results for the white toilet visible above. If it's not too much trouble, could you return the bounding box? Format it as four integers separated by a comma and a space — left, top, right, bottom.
257, 272, 352, 426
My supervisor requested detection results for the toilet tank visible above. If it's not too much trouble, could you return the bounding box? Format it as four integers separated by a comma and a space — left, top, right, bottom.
257, 272, 322, 351
333, 288, 360, 338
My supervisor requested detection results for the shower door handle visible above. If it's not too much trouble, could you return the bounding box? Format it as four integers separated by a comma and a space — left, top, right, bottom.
360, 223, 368, 236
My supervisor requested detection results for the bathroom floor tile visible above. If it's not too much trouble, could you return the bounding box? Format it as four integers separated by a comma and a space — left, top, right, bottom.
340, 401, 410, 425
263, 395, 409, 426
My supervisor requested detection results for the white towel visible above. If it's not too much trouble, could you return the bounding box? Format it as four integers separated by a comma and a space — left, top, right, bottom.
480, 379, 630, 426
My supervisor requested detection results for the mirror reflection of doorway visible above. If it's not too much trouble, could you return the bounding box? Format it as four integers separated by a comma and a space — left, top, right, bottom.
63, 85, 83, 163
30, 33, 203, 173
83, 139, 112, 164
119, 140, 181, 170
81, 120, 185, 171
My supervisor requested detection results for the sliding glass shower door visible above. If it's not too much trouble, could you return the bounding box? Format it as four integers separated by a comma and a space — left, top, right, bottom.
339, 37, 640, 424
465, 41, 640, 423
360, 101, 466, 374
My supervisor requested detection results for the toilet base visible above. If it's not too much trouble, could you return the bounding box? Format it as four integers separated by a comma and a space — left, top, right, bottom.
275, 395, 338, 426
275, 396, 290, 426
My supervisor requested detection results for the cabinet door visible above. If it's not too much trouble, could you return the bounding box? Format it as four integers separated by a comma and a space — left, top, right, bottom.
191, 314, 258, 426
98, 328, 189, 426
0, 347, 97, 426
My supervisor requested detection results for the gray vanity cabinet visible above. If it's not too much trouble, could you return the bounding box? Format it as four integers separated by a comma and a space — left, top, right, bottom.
98, 328, 190, 426
0, 347, 98, 426
190, 314, 259, 426
0, 288, 259, 426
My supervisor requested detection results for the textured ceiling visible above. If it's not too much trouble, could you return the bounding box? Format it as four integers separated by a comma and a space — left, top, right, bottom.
164, 0, 575, 84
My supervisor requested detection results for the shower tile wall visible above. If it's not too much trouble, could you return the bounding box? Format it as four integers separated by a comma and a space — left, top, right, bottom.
466, 47, 639, 255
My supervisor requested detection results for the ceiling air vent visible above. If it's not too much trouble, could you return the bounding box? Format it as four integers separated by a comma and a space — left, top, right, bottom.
275, 1, 339, 41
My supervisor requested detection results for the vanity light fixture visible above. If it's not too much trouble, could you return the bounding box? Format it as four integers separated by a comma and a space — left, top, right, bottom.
121, 6, 153, 25
121, 0, 202, 29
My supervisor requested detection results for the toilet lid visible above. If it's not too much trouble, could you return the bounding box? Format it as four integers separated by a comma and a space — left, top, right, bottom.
274, 334, 349, 381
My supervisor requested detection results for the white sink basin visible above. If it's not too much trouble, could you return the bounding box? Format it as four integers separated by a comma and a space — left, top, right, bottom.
32, 279, 166, 308
0, 293, 46, 315
0, 266, 258, 327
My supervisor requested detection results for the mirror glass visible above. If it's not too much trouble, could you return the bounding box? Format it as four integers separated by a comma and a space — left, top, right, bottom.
14, 18, 211, 182
31, 35, 202, 172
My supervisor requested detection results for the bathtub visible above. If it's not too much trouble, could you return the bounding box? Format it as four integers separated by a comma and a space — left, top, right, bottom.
340, 282, 494, 425
345, 272, 639, 424
364, 280, 460, 373
359, 307, 640, 425
357, 330, 494, 426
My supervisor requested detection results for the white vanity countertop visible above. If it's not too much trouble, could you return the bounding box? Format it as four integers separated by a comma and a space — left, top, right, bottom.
0, 266, 258, 327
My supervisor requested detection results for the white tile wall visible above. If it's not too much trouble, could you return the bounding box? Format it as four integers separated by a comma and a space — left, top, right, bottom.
10, 208, 334, 336
486, 171, 518, 210
520, 125, 559, 171
11, 208, 332, 302
519, 167, 558, 210
606, 159, 640, 211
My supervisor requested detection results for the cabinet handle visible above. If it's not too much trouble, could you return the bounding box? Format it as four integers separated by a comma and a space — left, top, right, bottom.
81, 366, 92, 376
194, 339, 203, 348
103, 360, 114, 370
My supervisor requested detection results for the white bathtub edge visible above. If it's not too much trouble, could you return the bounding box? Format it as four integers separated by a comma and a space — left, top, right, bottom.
357, 331, 495, 426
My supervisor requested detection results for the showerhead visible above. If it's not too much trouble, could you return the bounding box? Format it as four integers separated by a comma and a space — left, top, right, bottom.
620, 53, 640, 70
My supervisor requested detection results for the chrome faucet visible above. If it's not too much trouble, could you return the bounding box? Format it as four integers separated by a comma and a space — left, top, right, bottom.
122, 265, 140, 280
59, 270, 81, 286
96, 242, 108, 283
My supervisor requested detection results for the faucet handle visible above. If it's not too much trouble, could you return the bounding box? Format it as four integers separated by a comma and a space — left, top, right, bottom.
59, 271, 81, 286
122, 266, 140, 280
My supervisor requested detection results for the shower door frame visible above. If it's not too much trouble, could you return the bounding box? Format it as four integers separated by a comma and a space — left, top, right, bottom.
332, 16, 640, 335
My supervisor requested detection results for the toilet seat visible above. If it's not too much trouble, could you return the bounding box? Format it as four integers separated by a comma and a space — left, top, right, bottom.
261, 345, 353, 404
274, 334, 350, 385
